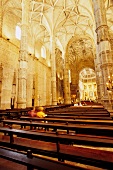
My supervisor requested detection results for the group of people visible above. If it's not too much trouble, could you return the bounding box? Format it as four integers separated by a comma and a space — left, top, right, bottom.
28, 106, 47, 118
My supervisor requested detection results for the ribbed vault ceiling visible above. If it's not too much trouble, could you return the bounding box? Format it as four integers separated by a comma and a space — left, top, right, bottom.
2, 0, 113, 76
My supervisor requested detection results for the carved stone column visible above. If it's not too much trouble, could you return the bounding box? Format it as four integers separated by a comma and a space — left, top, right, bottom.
94, 51, 104, 103
0, 0, 3, 37
35, 73, 39, 106
26, 74, 33, 107
110, 37, 113, 61
17, 0, 30, 108
50, 36, 57, 105
63, 52, 71, 104
0, 64, 3, 108
71, 71, 79, 96
93, 0, 113, 110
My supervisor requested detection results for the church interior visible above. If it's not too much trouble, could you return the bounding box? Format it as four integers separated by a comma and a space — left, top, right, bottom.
0, 0, 113, 169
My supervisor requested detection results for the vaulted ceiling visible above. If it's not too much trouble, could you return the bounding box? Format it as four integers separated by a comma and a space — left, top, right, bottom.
2, 0, 113, 79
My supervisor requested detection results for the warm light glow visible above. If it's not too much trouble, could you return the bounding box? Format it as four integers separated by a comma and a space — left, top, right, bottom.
41, 46, 46, 59
106, 82, 109, 86
69, 70, 71, 83
106, 74, 113, 91
48, 61, 51, 67
15, 25, 21, 40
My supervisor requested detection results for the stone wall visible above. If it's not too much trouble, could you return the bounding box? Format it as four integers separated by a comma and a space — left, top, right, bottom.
0, 38, 51, 109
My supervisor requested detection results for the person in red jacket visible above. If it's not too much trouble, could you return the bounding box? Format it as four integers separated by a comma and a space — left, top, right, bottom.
28, 107, 36, 117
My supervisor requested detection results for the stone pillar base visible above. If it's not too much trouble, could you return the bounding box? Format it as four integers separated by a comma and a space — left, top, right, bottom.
64, 98, 71, 105
17, 99, 26, 109
52, 101, 57, 105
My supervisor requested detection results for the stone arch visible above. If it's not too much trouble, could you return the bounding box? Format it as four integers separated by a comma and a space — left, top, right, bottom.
65, 34, 95, 97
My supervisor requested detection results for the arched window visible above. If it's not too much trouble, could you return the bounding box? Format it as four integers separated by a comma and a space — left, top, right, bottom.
15, 25, 21, 40
41, 46, 46, 59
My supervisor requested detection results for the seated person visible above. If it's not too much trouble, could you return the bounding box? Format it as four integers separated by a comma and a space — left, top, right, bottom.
28, 107, 36, 117
36, 106, 47, 118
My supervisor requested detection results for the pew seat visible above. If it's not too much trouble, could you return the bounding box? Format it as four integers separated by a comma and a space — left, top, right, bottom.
0, 147, 82, 170
0, 133, 113, 169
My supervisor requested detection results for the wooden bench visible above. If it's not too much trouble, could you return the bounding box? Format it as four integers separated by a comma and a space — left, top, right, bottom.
19, 116, 113, 126
0, 147, 81, 170
45, 106, 110, 118
46, 113, 110, 117
43, 104, 73, 112
47, 106, 108, 113
0, 128, 113, 169
0, 108, 33, 120
47, 115, 112, 120
46, 108, 109, 113
2, 119, 113, 137
5, 108, 30, 118
1, 126, 113, 148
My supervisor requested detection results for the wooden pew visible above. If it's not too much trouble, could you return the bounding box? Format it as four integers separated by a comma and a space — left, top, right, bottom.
1, 128, 113, 148
0, 147, 81, 170
2, 119, 113, 137
43, 104, 74, 112
46, 107, 109, 115
19, 116, 113, 126
5, 108, 31, 118
46, 115, 112, 120
47, 109, 108, 113
46, 113, 110, 117
47, 106, 108, 113
45, 106, 110, 119
0, 127, 113, 169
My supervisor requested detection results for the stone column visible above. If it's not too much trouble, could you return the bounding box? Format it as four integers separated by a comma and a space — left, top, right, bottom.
50, 36, 57, 105
0, 0, 3, 37
94, 51, 104, 103
93, 0, 113, 109
35, 73, 39, 106
26, 74, 33, 107
110, 37, 113, 61
63, 52, 71, 104
17, 0, 30, 108
71, 71, 79, 95
0, 0, 3, 108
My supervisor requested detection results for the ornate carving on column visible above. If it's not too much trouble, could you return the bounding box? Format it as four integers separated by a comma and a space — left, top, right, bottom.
26, 74, 33, 107
93, 0, 113, 110
109, 37, 113, 61
96, 25, 109, 44
71, 72, 79, 96
17, 0, 30, 108
95, 61, 104, 102
0, 0, 3, 37
0, 63, 3, 81
63, 52, 71, 104
50, 36, 57, 105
